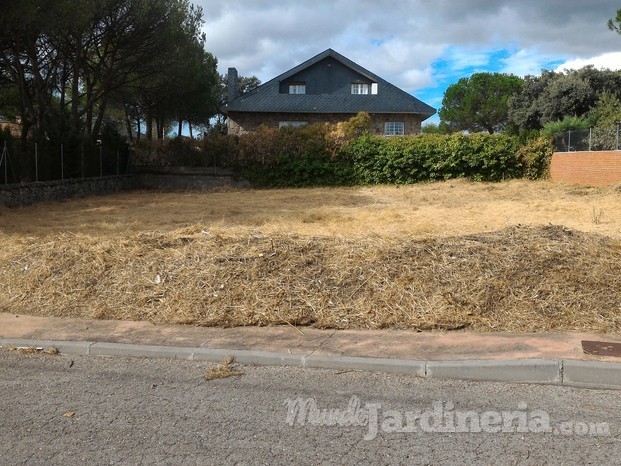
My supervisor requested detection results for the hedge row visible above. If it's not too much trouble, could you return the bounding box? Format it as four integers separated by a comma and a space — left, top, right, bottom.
231, 124, 553, 187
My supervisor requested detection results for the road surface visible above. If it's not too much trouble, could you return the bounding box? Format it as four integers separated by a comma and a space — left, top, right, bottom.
1, 350, 619, 464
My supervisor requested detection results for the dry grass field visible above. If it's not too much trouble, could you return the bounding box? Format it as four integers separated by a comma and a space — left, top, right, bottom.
1, 179, 621, 332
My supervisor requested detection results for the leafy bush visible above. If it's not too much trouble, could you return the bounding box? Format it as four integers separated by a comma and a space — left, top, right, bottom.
233, 123, 354, 187
345, 133, 523, 183
542, 115, 591, 137
516, 136, 554, 180
231, 122, 553, 187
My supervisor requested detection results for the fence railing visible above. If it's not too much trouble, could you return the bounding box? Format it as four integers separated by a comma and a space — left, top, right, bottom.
130, 136, 233, 172
0, 137, 131, 185
553, 125, 621, 152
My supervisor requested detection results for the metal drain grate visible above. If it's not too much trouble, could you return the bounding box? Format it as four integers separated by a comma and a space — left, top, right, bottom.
581, 340, 621, 357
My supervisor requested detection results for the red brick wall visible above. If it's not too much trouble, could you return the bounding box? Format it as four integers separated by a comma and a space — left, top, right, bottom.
550, 151, 621, 187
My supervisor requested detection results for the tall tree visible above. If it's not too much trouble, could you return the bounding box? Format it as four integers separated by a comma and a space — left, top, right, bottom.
608, 8, 621, 34
0, 0, 64, 142
507, 68, 621, 132
537, 73, 594, 124
439, 72, 523, 134
506, 71, 556, 133
0, 0, 220, 143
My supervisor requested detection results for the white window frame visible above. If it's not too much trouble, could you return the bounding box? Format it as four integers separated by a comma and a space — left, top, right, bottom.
279, 121, 308, 129
384, 122, 405, 136
351, 83, 370, 95
288, 83, 306, 94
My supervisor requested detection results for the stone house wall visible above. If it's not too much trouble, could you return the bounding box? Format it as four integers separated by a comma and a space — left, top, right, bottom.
228, 112, 424, 136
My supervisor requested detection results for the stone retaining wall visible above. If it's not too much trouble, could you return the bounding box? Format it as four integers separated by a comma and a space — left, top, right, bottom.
0, 169, 248, 207
135, 173, 247, 191
0, 176, 136, 207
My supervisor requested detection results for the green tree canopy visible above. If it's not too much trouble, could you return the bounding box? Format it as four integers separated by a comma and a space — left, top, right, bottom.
507, 67, 621, 132
439, 72, 523, 134
0, 0, 220, 143
608, 8, 621, 34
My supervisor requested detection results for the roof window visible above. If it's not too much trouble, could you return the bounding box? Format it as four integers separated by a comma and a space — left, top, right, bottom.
289, 83, 306, 94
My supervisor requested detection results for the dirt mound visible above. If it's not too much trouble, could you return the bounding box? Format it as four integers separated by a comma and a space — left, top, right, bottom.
1, 224, 620, 332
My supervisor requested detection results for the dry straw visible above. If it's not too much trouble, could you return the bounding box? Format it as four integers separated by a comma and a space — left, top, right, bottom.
204, 357, 244, 380
1, 222, 620, 333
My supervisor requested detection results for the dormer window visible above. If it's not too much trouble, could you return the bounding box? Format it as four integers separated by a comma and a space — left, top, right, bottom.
351, 83, 370, 95
289, 83, 306, 94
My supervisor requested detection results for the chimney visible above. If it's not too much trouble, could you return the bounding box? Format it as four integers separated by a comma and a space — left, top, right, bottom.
228, 67, 239, 103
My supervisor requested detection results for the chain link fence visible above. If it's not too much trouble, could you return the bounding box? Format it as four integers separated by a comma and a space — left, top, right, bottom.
553, 124, 621, 152
0, 136, 131, 185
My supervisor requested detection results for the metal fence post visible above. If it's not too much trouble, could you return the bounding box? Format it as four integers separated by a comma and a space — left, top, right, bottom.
35, 142, 38, 182
99, 143, 103, 177
61, 144, 64, 180
568, 130, 571, 152
81, 145, 84, 178
589, 128, 592, 152
2, 141, 7, 184
616, 121, 620, 151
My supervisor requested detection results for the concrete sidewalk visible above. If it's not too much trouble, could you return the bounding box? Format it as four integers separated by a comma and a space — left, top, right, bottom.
2, 312, 621, 389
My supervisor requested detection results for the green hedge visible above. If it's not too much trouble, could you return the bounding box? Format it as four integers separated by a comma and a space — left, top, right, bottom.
348, 133, 524, 183
231, 124, 552, 187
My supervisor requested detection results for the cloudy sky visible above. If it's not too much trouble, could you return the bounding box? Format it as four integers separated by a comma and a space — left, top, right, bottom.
197, 0, 621, 123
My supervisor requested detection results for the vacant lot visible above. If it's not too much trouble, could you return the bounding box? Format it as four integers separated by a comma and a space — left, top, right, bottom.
1, 179, 620, 332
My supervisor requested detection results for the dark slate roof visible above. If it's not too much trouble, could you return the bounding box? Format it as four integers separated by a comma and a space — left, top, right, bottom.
223, 49, 435, 118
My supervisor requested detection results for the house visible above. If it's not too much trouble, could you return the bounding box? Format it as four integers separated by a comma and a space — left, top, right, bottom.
223, 48, 435, 136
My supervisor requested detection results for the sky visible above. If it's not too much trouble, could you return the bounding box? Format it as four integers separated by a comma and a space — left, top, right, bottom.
196, 0, 621, 124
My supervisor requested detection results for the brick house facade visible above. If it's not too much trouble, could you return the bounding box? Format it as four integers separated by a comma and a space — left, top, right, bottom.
223, 49, 435, 136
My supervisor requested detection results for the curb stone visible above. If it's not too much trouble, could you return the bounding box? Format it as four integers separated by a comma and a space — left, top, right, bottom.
426, 359, 562, 384
562, 360, 621, 389
1, 338, 620, 390
304, 354, 426, 375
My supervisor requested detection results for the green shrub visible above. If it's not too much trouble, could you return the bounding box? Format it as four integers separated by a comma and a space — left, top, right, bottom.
233, 123, 354, 187
344, 133, 523, 184
230, 117, 552, 187
542, 115, 591, 137
516, 135, 554, 180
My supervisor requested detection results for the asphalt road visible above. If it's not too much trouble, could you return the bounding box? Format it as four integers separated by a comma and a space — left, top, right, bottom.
1, 350, 620, 465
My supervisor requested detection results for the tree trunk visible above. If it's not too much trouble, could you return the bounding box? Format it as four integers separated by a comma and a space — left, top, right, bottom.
178, 119, 183, 138
91, 95, 108, 140
85, 79, 94, 136
156, 115, 164, 140
122, 100, 134, 141
189, 123, 193, 139
27, 43, 46, 137
125, 115, 134, 141
59, 59, 68, 112
70, 48, 82, 135
145, 111, 152, 141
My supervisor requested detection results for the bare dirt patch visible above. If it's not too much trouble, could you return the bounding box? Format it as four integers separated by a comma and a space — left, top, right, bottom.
1, 180, 620, 332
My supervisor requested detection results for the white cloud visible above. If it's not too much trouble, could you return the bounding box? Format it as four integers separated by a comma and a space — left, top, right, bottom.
501, 49, 564, 76
196, 0, 621, 102
441, 47, 492, 72
556, 52, 621, 72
